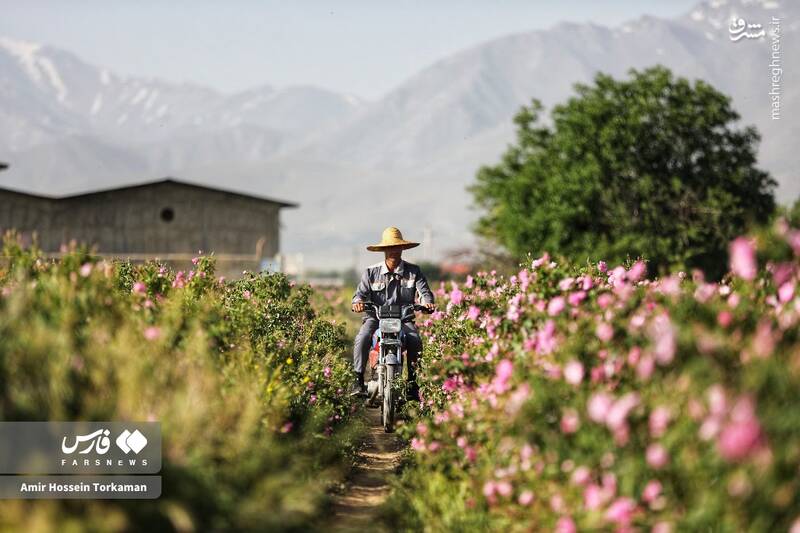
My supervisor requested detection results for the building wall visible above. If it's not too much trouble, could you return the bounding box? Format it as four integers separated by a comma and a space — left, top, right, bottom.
0, 182, 283, 269
0, 190, 54, 247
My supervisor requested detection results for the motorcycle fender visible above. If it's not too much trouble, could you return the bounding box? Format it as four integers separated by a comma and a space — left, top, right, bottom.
384, 350, 402, 365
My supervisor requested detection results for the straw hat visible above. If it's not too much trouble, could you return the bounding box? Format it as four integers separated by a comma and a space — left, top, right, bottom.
366, 227, 420, 251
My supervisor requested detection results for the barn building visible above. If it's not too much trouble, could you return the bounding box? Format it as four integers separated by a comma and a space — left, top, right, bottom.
0, 177, 297, 276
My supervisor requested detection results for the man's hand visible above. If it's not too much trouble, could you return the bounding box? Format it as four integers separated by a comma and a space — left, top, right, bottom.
352, 302, 365, 313
422, 302, 436, 312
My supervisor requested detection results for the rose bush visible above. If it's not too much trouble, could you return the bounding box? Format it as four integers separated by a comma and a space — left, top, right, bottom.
0, 236, 360, 531
389, 219, 800, 532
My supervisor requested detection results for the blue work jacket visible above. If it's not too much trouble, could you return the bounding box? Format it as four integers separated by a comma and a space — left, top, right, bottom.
352, 260, 435, 321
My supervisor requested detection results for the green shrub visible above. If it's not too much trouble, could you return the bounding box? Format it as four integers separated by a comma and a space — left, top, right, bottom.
0, 236, 360, 531
395, 219, 800, 532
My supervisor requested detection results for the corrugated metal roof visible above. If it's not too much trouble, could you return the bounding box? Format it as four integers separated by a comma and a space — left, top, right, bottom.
0, 176, 298, 208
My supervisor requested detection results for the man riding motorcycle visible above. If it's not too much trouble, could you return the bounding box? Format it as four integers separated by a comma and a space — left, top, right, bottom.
350, 227, 435, 399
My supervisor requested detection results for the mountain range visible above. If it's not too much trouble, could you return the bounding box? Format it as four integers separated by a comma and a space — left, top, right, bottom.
0, 0, 796, 268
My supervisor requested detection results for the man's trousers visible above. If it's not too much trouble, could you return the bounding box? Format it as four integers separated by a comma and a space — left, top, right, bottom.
353, 317, 422, 385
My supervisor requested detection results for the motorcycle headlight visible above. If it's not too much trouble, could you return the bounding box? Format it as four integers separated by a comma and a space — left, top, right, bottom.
379, 318, 402, 333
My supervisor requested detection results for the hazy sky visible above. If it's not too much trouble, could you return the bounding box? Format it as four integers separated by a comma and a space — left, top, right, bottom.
0, 0, 698, 99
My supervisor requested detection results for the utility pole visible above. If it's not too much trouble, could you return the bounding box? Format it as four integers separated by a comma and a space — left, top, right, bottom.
422, 227, 433, 262
348, 246, 360, 286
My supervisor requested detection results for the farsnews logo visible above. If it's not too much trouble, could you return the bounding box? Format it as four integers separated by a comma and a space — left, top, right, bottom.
62, 429, 112, 455
62, 428, 148, 455
0, 421, 159, 473
116, 429, 148, 454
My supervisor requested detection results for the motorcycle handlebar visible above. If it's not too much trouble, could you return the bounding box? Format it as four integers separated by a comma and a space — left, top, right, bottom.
353, 302, 435, 314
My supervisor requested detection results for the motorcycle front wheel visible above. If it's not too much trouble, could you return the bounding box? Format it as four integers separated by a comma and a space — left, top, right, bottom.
383, 364, 396, 432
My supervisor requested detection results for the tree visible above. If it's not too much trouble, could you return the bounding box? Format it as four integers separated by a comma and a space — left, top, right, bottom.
787, 198, 800, 227
470, 66, 776, 278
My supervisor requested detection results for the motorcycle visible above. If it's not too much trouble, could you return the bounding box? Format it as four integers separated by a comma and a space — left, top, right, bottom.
357, 302, 432, 433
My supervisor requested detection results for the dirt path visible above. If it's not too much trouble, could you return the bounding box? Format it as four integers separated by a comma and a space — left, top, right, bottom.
329, 407, 405, 532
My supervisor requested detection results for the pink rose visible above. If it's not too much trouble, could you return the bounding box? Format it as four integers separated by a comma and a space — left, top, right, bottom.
606, 392, 639, 431
787, 230, 800, 256
588, 392, 614, 423
536, 320, 558, 354
752, 320, 775, 358
496, 359, 513, 381
778, 282, 795, 303
649, 314, 676, 365
442, 376, 459, 392
558, 277, 575, 291
637, 355, 656, 380
548, 296, 566, 316
610, 265, 627, 280
560, 409, 580, 434
646, 443, 669, 469
571, 466, 591, 485
450, 286, 464, 306
602, 472, 617, 494
717, 419, 762, 462
605, 497, 636, 525
555, 517, 577, 533
628, 260, 647, 282
492, 359, 514, 394
568, 290, 587, 306
584, 483, 605, 510
564, 360, 584, 385
729, 237, 757, 280
532, 253, 550, 269
496, 480, 513, 497
771, 262, 793, 287
464, 446, 477, 462
642, 480, 662, 502
708, 384, 727, 416
550, 493, 565, 512
518, 490, 534, 506
596, 322, 614, 342
653, 522, 673, 533
482, 481, 496, 503
649, 406, 671, 438
506, 304, 521, 322
143, 326, 161, 341
630, 313, 647, 329
627, 346, 642, 366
